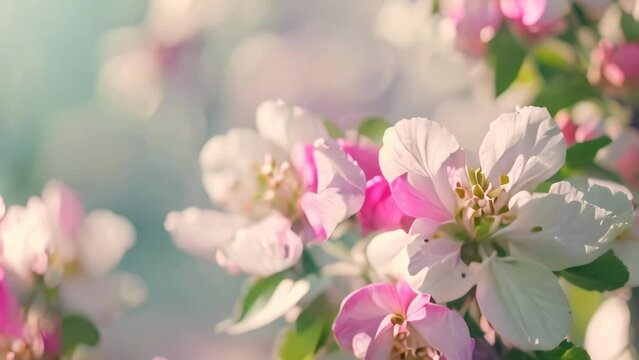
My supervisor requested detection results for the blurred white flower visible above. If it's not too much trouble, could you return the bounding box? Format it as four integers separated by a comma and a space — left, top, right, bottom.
585, 290, 637, 360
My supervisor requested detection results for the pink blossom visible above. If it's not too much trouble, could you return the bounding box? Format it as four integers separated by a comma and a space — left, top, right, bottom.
555, 109, 603, 147
590, 40, 639, 93
340, 139, 410, 235
500, 0, 568, 39
0, 269, 23, 339
442, 0, 504, 57
332, 281, 474, 360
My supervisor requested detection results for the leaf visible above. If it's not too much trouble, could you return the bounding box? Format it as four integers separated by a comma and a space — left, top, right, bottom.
489, 24, 527, 97
559, 250, 629, 291
504, 341, 590, 360
621, 12, 639, 41
358, 117, 390, 144
238, 272, 286, 320
536, 340, 590, 360
62, 315, 100, 355
323, 119, 344, 139
464, 313, 484, 338
533, 75, 599, 115
279, 294, 338, 360
564, 136, 612, 170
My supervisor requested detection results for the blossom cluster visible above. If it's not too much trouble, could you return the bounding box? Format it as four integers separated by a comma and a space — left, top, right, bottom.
166, 97, 639, 359
0, 182, 145, 359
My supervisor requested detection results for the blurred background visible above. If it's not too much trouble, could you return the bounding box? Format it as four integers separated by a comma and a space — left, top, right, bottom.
0, 0, 599, 358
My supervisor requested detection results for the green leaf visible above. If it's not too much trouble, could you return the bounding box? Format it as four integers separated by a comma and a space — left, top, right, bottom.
238, 272, 286, 320
489, 24, 527, 97
536, 340, 590, 360
565, 136, 612, 169
504, 341, 590, 360
559, 250, 629, 291
323, 119, 344, 139
358, 117, 390, 144
62, 315, 100, 355
533, 47, 571, 80
621, 12, 639, 41
279, 294, 338, 360
533, 74, 598, 115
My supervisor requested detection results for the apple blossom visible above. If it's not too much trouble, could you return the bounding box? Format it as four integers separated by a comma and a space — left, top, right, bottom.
332, 281, 474, 360
340, 139, 410, 235
499, 0, 569, 38
441, 0, 504, 57
589, 40, 639, 93
0, 181, 145, 323
378, 106, 633, 350
166, 99, 366, 277
555, 103, 604, 147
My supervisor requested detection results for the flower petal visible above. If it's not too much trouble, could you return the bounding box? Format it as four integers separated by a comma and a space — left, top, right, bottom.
407, 225, 475, 302
300, 139, 366, 241
225, 214, 303, 276
550, 178, 635, 247
613, 216, 639, 286
164, 207, 250, 261
474, 257, 571, 351
200, 128, 280, 215
0, 269, 23, 338
59, 272, 147, 324
366, 230, 425, 289
584, 291, 633, 360
479, 107, 565, 194
496, 189, 611, 270
411, 303, 474, 360
255, 99, 327, 151
41, 180, 85, 238
333, 283, 403, 354
358, 176, 407, 236
77, 210, 135, 277
379, 117, 465, 218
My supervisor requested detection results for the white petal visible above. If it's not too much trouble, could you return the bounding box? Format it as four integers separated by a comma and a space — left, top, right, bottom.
474, 257, 571, 351
366, 229, 425, 289
77, 210, 135, 277
60, 272, 147, 325
585, 292, 633, 360
225, 214, 303, 276
550, 178, 635, 246
200, 128, 281, 215
379, 117, 465, 217
613, 216, 639, 286
497, 190, 611, 270
255, 99, 327, 151
300, 138, 366, 240
407, 223, 475, 302
164, 207, 250, 261
479, 107, 565, 193
216, 278, 310, 334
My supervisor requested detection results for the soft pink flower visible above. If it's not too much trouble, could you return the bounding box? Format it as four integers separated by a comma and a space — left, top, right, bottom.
500, 0, 569, 39
332, 281, 474, 360
0, 269, 23, 339
442, 0, 503, 57
555, 109, 603, 147
590, 40, 639, 93
339, 140, 410, 235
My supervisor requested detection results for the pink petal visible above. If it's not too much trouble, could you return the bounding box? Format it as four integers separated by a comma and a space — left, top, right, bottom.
300, 139, 366, 241
291, 144, 318, 192
339, 140, 382, 180
42, 181, 85, 238
332, 283, 402, 354
411, 303, 474, 360
358, 176, 408, 236
0, 270, 23, 338
390, 175, 452, 222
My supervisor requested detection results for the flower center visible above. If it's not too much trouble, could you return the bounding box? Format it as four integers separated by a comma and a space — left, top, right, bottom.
390, 328, 442, 360
255, 154, 303, 217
